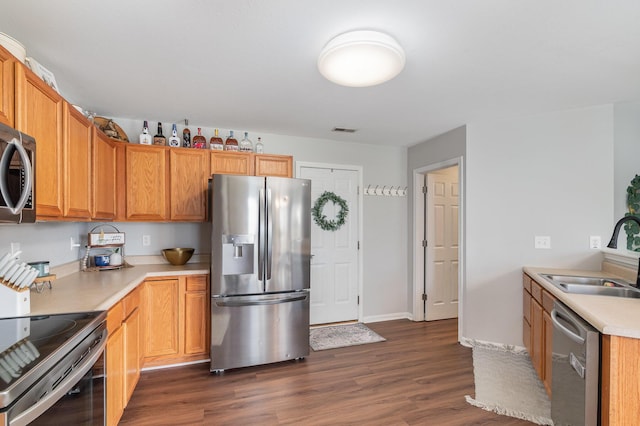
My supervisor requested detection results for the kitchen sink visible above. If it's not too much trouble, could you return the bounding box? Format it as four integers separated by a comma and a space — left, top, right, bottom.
541, 274, 640, 298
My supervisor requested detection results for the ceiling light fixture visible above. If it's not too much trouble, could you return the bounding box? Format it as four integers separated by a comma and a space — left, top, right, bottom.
318, 30, 405, 87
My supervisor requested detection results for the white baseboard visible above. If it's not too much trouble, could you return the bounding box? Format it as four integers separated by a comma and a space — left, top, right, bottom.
362, 312, 412, 323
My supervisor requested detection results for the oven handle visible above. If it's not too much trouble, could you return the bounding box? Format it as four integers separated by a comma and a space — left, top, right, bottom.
0, 137, 33, 215
12, 329, 107, 426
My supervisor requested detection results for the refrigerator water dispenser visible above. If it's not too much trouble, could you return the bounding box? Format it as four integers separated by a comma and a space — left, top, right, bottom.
222, 234, 255, 275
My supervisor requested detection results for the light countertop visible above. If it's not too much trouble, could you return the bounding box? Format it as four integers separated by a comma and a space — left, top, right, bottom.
524, 266, 640, 339
30, 263, 210, 316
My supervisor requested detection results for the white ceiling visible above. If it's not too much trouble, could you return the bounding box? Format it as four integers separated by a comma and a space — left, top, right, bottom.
1, 0, 639, 147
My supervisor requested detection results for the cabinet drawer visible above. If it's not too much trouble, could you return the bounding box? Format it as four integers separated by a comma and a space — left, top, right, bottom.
123, 286, 141, 318
531, 281, 543, 304
542, 289, 555, 313
186, 275, 207, 292
523, 274, 532, 293
107, 301, 124, 334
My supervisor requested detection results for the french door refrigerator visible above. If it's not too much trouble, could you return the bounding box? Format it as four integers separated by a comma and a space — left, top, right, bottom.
210, 174, 311, 372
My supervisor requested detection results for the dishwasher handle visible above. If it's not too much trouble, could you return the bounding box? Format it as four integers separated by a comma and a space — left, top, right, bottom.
551, 308, 585, 345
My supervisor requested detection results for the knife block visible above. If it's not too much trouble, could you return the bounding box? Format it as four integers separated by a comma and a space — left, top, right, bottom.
0, 283, 30, 318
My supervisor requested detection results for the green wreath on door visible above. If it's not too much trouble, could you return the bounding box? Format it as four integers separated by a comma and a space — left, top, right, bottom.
312, 191, 349, 231
625, 174, 640, 252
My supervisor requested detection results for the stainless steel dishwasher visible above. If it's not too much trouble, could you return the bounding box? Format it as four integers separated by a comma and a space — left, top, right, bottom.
551, 300, 600, 426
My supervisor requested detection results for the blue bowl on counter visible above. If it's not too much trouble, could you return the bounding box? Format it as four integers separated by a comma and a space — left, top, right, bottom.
94, 255, 110, 267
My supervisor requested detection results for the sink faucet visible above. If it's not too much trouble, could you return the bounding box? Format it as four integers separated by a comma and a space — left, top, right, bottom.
607, 216, 640, 286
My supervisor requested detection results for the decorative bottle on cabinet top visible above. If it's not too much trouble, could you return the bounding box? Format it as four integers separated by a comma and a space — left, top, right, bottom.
153, 122, 166, 146
139, 121, 152, 145
193, 128, 206, 149
168, 124, 181, 147
224, 130, 239, 151
239, 131, 253, 152
209, 128, 224, 150
182, 119, 191, 148
255, 137, 264, 154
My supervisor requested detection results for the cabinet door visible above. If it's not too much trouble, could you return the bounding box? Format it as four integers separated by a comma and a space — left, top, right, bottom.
124, 307, 140, 403
143, 278, 181, 359
170, 149, 209, 221
531, 299, 543, 379
106, 324, 125, 426
15, 64, 64, 218
255, 154, 293, 178
542, 310, 553, 397
523, 290, 532, 354
92, 129, 118, 220
210, 151, 253, 175
63, 102, 92, 219
184, 275, 210, 355
0, 45, 14, 127
125, 145, 168, 221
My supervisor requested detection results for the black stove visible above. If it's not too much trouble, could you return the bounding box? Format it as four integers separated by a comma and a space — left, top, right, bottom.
0, 311, 106, 420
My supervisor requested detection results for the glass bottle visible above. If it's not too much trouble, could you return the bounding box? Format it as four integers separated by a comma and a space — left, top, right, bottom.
224, 130, 239, 151
255, 137, 264, 154
153, 122, 166, 146
168, 124, 181, 147
209, 128, 224, 150
239, 131, 253, 152
182, 119, 191, 148
192, 128, 206, 149
139, 121, 152, 145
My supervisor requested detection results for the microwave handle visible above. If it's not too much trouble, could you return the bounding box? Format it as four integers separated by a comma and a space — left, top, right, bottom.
0, 137, 33, 215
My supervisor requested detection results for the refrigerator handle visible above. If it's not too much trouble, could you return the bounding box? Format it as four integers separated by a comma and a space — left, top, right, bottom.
266, 187, 273, 280
258, 187, 265, 282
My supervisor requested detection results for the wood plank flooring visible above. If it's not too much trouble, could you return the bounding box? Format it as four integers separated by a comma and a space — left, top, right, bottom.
119, 319, 533, 425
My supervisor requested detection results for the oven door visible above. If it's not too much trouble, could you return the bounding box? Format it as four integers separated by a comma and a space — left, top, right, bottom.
4, 329, 106, 426
0, 123, 35, 224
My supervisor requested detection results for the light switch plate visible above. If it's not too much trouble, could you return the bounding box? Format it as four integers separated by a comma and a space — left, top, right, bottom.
535, 236, 551, 249
590, 236, 602, 249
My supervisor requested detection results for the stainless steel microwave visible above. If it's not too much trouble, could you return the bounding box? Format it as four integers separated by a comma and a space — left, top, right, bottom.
0, 122, 35, 223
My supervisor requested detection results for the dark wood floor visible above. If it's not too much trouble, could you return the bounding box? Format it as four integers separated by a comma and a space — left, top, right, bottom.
120, 319, 532, 425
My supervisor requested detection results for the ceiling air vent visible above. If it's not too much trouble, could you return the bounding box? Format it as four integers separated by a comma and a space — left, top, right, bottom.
332, 127, 357, 133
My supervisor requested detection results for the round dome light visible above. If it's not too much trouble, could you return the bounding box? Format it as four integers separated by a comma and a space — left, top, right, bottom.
318, 30, 405, 87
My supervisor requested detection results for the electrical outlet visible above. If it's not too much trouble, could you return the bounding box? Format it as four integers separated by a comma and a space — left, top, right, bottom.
534, 236, 551, 249
10, 242, 20, 260
142, 235, 151, 247
590, 236, 602, 249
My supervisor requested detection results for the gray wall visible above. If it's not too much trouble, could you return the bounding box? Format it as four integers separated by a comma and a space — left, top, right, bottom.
1, 122, 409, 322
614, 101, 640, 220
465, 105, 614, 345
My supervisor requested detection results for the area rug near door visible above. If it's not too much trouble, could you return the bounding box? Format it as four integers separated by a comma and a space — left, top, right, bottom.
309, 323, 386, 351
465, 340, 553, 425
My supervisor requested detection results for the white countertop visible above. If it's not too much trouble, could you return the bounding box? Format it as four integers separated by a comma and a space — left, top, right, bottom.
524, 266, 640, 339
30, 263, 210, 315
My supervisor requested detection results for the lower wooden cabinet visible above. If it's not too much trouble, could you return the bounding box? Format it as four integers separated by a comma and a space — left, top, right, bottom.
142, 274, 210, 367
522, 273, 555, 397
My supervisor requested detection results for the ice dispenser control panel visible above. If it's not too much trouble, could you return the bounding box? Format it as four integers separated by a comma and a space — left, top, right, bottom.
222, 234, 255, 275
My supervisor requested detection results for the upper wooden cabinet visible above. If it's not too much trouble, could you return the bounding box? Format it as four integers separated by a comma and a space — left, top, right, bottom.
210, 151, 254, 175
125, 144, 169, 221
255, 154, 293, 178
15, 64, 64, 218
63, 102, 92, 219
92, 129, 118, 220
0, 45, 15, 127
170, 149, 209, 221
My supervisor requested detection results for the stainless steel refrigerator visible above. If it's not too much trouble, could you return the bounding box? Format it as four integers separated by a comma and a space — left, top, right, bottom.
209, 174, 311, 372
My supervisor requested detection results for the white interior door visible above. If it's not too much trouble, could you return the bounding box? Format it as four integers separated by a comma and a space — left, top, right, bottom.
425, 167, 459, 320
298, 166, 359, 325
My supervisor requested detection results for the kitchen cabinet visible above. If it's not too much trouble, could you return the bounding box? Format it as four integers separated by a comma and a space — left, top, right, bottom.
142, 274, 210, 367
105, 287, 142, 426
255, 153, 293, 178
15, 63, 64, 218
0, 45, 14, 127
170, 148, 209, 221
125, 144, 169, 221
63, 102, 92, 219
210, 151, 254, 175
92, 128, 118, 220
522, 273, 555, 397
